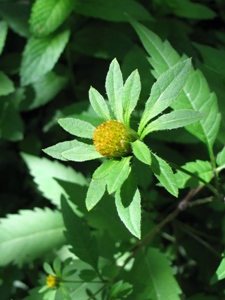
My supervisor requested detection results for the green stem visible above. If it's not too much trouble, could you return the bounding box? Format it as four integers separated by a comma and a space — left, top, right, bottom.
208, 145, 219, 191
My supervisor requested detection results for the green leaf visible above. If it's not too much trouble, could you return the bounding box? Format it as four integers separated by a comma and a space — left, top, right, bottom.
30, 0, 75, 37
62, 141, 103, 162
0, 97, 24, 141
122, 69, 141, 125
85, 178, 106, 211
110, 280, 133, 298
170, 0, 216, 20
0, 21, 7, 55
175, 160, 213, 189
0, 71, 15, 96
0, 208, 65, 267
61, 197, 99, 271
151, 153, 178, 197
21, 153, 87, 206
43, 262, 55, 275
132, 140, 151, 165
107, 157, 131, 194
138, 59, 191, 136
142, 109, 204, 135
0, 2, 30, 37
115, 173, 141, 238
92, 160, 116, 180
20, 29, 70, 86
210, 257, 225, 284
74, 0, 153, 22
129, 18, 221, 153
27, 71, 68, 110
58, 118, 95, 139
43, 140, 82, 161
115, 187, 141, 239
216, 147, 225, 168
89, 86, 112, 120
132, 248, 181, 299
105, 58, 124, 121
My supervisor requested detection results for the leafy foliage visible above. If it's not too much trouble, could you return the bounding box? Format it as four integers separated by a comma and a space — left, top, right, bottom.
0, 208, 65, 266
1, 1, 225, 299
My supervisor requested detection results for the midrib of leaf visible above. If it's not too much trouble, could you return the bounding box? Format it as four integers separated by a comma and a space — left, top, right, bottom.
146, 256, 161, 299
1, 226, 65, 247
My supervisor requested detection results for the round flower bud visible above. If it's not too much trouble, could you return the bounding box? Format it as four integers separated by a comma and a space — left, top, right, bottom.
93, 120, 139, 158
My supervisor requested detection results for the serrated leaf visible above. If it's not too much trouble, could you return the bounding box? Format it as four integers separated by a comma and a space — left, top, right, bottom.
0, 71, 15, 96
89, 86, 112, 120
122, 69, 141, 125
151, 153, 178, 197
86, 178, 106, 211
115, 173, 141, 238
58, 118, 95, 139
216, 147, 225, 167
175, 160, 213, 189
132, 140, 151, 165
107, 157, 131, 194
132, 248, 181, 300
20, 29, 70, 86
142, 109, 204, 136
0, 208, 65, 266
138, 59, 191, 136
61, 197, 99, 271
74, 0, 153, 22
62, 141, 103, 162
0, 20, 8, 55
129, 18, 221, 153
105, 58, 124, 121
21, 153, 87, 206
30, 0, 75, 37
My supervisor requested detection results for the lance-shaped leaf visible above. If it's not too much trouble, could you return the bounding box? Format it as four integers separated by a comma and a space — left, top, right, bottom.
141, 109, 204, 137
115, 173, 141, 239
62, 141, 103, 162
89, 86, 112, 120
107, 156, 131, 194
138, 59, 191, 136
132, 140, 151, 165
122, 69, 141, 125
61, 197, 99, 271
85, 177, 106, 211
105, 58, 123, 121
151, 153, 178, 197
43, 140, 85, 161
58, 118, 95, 139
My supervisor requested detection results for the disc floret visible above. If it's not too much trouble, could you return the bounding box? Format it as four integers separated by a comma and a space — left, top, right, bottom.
93, 120, 139, 158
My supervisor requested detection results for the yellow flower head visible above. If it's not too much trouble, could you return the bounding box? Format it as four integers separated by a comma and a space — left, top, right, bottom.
93, 120, 139, 158
46, 275, 60, 288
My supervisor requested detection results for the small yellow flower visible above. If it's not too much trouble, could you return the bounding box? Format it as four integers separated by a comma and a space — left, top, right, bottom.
46, 275, 60, 288
93, 120, 139, 158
